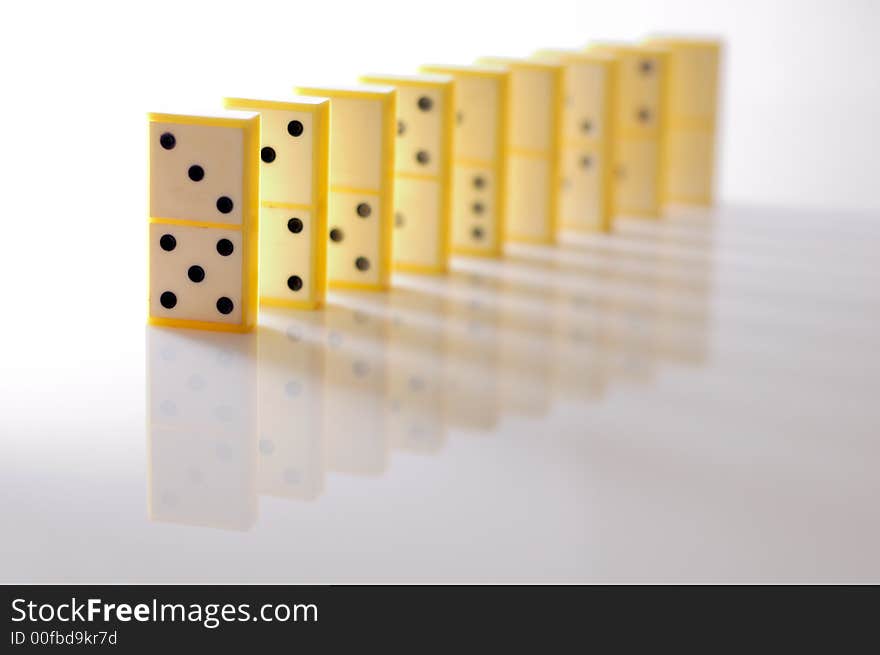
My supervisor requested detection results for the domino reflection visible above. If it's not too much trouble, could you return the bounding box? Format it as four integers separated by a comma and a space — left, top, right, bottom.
147, 326, 258, 531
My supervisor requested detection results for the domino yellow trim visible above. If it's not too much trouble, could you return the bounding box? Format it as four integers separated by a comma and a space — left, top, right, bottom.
147, 316, 255, 333
328, 280, 388, 292
331, 186, 381, 196
454, 157, 495, 168
394, 261, 449, 275
262, 200, 315, 210
295, 85, 396, 102
396, 171, 441, 182
149, 217, 243, 231
509, 147, 552, 159
223, 96, 328, 113
260, 297, 324, 310
147, 112, 257, 130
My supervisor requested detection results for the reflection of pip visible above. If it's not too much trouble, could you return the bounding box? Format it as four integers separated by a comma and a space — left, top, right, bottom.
147, 327, 257, 531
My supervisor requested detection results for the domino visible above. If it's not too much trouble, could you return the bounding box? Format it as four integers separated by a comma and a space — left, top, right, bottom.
147, 110, 260, 332
420, 64, 509, 257
360, 73, 455, 274
644, 37, 721, 205
533, 49, 617, 233
476, 57, 564, 244
223, 94, 330, 309
587, 43, 669, 217
293, 84, 396, 291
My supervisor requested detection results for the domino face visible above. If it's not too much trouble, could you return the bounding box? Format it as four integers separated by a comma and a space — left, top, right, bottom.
588, 44, 668, 217
360, 74, 455, 274
223, 95, 330, 309
421, 65, 509, 257
147, 111, 260, 332
478, 58, 563, 244
645, 38, 721, 205
535, 50, 616, 233
294, 85, 396, 291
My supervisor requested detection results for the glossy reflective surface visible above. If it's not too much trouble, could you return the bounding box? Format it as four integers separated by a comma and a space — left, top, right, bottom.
2, 206, 878, 582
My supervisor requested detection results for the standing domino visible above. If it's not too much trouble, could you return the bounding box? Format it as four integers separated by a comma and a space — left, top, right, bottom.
587, 44, 669, 218
644, 37, 722, 206
223, 95, 330, 309
476, 57, 564, 244
420, 64, 509, 257
147, 110, 260, 332
294, 84, 396, 291
533, 49, 618, 233
360, 73, 455, 274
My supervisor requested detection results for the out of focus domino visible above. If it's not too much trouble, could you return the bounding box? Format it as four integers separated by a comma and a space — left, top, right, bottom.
644, 37, 722, 205
587, 43, 668, 217
476, 57, 564, 244
420, 64, 509, 257
533, 49, 617, 232
360, 73, 455, 274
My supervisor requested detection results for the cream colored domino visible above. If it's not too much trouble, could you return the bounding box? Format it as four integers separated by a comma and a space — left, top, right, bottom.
147, 110, 260, 332
534, 49, 617, 232
224, 95, 330, 309
476, 57, 563, 244
644, 37, 722, 205
587, 43, 669, 218
360, 73, 455, 274
420, 64, 509, 257
294, 84, 396, 291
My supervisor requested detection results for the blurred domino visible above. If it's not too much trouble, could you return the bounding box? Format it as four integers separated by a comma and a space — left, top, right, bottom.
533, 49, 617, 233
360, 73, 455, 274
420, 64, 510, 257
476, 57, 564, 244
644, 37, 722, 205
587, 43, 669, 218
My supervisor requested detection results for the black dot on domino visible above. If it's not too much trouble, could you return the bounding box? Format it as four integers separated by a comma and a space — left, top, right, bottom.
397, 120, 406, 136
159, 234, 177, 251
416, 150, 430, 165
639, 59, 654, 75
216, 238, 234, 256
472, 201, 485, 215
288, 120, 304, 137
160, 291, 177, 308
417, 96, 433, 111
188, 265, 205, 283
355, 256, 370, 271
395, 212, 404, 228
456, 111, 464, 125
288, 217, 303, 234
261, 147, 276, 163
287, 276, 303, 292
188, 165, 204, 181
329, 228, 344, 242
580, 156, 592, 169
356, 203, 371, 218
472, 226, 484, 240
473, 175, 486, 189
637, 108, 651, 123
159, 132, 176, 150
581, 119, 593, 133
216, 197, 234, 214
216, 297, 234, 315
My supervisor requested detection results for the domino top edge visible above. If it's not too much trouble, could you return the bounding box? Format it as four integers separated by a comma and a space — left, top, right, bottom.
360, 72, 454, 87
420, 63, 509, 78
223, 94, 330, 111
644, 35, 724, 49
294, 83, 397, 99
147, 108, 260, 126
475, 56, 562, 71
533, 48, 616, 63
